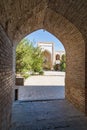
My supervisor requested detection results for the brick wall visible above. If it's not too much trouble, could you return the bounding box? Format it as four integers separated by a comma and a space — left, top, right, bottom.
0, 25, 13, 130
13, 6, 86, 113
0, 2, 86, 129
43, 9, 85, 113
85, 37, 87, 114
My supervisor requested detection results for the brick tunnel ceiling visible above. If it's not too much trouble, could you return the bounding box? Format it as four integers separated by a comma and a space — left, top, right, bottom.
0, 0, 87, 42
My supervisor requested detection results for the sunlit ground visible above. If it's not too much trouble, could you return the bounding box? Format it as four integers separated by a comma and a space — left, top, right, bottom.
17, 71, 65, 101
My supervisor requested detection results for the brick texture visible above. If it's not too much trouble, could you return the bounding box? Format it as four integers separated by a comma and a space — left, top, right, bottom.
0, 25, 13, 130
43, 9, 85, 112
0, 0, 87, 129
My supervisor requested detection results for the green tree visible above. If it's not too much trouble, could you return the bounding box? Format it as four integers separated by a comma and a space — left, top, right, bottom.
31, 47, 43, 73
16, 39, 44, 78
16, 39, 33, 75
60, 54, 66, 71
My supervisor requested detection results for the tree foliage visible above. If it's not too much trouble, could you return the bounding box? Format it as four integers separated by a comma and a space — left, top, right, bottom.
60, 54, 66, 71
31, 47, 43, 72
16, 39, 44, 77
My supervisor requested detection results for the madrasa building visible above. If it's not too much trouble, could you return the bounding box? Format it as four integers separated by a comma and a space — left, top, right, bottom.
38, 42, 65, 70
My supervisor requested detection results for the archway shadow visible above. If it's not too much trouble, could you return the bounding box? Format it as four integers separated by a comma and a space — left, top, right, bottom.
17, 85, 65, 101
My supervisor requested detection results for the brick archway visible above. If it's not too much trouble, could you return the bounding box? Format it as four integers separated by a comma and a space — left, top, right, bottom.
0, 0, 87, 129
13, 8, 85, 113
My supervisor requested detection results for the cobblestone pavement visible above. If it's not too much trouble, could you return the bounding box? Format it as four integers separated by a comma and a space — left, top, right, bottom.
10, 100, 87, 130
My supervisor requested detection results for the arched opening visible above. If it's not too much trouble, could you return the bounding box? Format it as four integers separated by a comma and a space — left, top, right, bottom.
13, 8, 85, 113
56, 54, 60, 60
0, 1, 86, 129
15, 29, 66, 101
11, 20, 85, 128
55, 54, 60, 71
43, 50, 52, 70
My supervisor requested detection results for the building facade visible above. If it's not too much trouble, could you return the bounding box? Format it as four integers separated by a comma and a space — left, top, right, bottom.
38, 42, 65, 70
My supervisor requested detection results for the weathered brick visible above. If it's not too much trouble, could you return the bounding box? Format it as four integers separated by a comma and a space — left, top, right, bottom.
0, 0, 87, 129
0, 25, 13, 130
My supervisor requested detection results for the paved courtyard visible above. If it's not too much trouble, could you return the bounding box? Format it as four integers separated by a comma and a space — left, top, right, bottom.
10, 100, 87, 130
11, 71, 87, 130
18, 71, 65, 101
18, 85, 65, 101
24, 71, 65, 86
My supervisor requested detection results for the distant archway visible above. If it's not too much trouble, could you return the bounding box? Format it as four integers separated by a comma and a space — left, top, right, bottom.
43, 50, 52, 70
56, 54, 60, 60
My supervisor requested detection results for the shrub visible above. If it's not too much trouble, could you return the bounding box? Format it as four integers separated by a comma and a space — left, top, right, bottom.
39, 70, 44, 75
60, 54, 66, 72
22, 73, 30, 79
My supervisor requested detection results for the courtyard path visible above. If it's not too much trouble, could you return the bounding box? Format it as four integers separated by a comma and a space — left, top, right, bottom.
10, 100, 87, 130
11, 71, 87, 130
24, 71, 65, 86
18, 71, 65, 101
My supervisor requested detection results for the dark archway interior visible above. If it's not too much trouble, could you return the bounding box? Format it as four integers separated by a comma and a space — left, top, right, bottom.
0, 0, 87, 129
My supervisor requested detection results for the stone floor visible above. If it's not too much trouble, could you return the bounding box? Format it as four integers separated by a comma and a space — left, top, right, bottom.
12, 71, 87, 130
18, 86, 65, 101
10, 100, 87, 130
24, 71, 65, 86
18, 71, 65, 101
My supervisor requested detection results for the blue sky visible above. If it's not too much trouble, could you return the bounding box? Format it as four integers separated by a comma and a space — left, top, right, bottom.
25, 29, 65, 51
